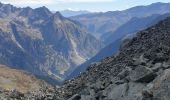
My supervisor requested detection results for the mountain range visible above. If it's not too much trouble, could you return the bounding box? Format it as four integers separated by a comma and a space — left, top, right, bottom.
1, 1, 170, 100
71, 2, 170, 42
0, 3, 103, 84
1, 2, 170, 85
66, 2, 170, 79
3, 11, 170, 100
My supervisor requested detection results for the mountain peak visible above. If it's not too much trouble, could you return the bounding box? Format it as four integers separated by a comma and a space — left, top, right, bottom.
152, 2, 166, 5
50, 11, 65, 21
0, 2, 19, 14
34, 6, 52, 18
35, 6, 50, 12
19, 6, 52, 20
55, 11, 64, 17
19, 7, 33, 16
0, 2, 3, 6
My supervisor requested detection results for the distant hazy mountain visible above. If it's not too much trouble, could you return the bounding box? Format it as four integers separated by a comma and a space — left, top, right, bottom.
0, 3, 103, 84
71, 2, 170, 39
103, 14, 161, 44
59, 10, 90, 17
68, 13, 170, 79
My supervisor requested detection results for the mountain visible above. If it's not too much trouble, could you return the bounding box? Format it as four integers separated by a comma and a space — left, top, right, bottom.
67, 13, 170, 79
57, 16, 170, 100
0, 64, 56, 99
0, 3, 104, 84
102, 15, 160, 44
104, 13, 170, 44
71, 2, 170, 39
59, 10, 90, 17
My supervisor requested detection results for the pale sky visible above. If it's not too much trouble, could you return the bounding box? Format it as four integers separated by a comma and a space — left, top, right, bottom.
0, 0, 170, 12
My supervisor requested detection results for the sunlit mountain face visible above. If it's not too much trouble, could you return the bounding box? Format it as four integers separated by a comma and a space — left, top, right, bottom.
0, 2, 104, 84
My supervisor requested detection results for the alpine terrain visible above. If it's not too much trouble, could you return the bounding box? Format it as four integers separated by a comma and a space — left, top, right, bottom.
0, 1, 170, 100
56, 16, 170, 100
0, 3, 103, 84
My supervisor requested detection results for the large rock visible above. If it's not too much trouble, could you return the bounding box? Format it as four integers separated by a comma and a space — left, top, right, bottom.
133, 55, 148, 66
117, 67, 132, 80
68, 94, 81, 100
129, 66, 157, 83
102, 82, 146, 100
151, 69, 170, 100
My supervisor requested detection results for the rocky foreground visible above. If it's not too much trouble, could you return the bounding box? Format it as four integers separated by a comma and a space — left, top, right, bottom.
55, 17, 170, 100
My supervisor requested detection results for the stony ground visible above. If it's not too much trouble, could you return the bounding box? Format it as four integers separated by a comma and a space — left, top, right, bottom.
0, 65, 57, 100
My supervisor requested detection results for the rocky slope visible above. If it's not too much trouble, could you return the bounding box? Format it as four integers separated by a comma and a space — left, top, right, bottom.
0, 3, 103, 83
56, 16, 170, 100
67, 13, 170, 80
0, 65, 56, 100
71, 2, 170, 40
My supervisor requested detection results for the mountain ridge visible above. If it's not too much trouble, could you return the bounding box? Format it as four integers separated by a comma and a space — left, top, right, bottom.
71, 2, 170, 40
0, 2, 104, 84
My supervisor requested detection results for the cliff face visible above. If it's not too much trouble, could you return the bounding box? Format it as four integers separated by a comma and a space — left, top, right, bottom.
57, 17, 170, 100
0, 3, 103, 83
